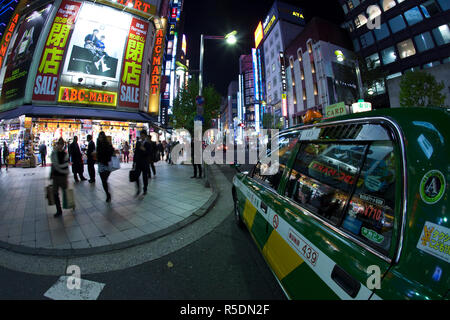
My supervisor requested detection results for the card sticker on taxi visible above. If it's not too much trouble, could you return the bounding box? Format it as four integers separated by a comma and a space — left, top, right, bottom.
416, 221, 450, 263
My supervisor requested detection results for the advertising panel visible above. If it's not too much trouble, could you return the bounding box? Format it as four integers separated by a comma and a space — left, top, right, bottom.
254, 21, 263, 49
331, 62, 359, 106
119, 17, 149, 108
61, 2, 131, 82
33, 0, 82, 101
0, 4, 52, 104
148, 17, 168, 114
58, 86, 117, 107
95, 0, 157, 19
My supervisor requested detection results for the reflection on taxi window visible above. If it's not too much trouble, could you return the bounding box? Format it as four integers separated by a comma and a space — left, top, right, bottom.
286, 143, 368, 225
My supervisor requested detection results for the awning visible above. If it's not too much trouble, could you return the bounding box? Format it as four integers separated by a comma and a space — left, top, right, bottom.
0, 105, 157, 123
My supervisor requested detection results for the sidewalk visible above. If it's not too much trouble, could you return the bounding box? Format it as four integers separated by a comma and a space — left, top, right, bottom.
0, 162, 215, 256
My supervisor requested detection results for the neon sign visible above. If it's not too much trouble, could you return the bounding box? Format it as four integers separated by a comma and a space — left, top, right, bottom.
58, 86, 117, 106
0, 14, 19, 67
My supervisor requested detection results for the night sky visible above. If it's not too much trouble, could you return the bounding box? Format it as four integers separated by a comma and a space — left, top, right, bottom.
182, 0, 346, 96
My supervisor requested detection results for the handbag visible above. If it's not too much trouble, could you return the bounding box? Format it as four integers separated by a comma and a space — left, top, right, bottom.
46, 185, 55, 206
62, 189, 75, 209
129, 164, 138, 182
108, 155, 121, 172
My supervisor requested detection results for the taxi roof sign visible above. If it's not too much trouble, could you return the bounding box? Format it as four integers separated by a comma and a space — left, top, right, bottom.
352, 100, 372, 113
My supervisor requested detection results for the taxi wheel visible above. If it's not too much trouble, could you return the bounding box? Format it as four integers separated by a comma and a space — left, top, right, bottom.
234, 199, 245, 229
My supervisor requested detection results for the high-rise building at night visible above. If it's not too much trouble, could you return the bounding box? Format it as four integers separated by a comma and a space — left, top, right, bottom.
238, 54, 255, 129
339, 0, 450, 107
285, 17, 356, 126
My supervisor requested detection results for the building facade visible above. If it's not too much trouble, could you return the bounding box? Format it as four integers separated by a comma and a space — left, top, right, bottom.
285, 17, 356, 126
339, 0, 450, 107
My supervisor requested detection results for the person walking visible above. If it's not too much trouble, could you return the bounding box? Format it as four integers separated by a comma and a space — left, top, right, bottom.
2, 142, 9, 171
86, 135, 96, 183
96, 131, 114, 202
146, 135, 156, 177
191, 139, 202, 179
157, 141, 164, 161
39, 142, 47, 167
123, 141, 130, 163
134, 130, 151, 196
51, 138, 69, 217
68, 136, 87, 182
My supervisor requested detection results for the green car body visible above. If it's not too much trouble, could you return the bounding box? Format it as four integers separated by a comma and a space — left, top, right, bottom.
232, 107, 449, 300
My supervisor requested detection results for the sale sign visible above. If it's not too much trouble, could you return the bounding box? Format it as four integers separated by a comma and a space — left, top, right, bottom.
119, 17, 149, 108
33, 0, 81, 101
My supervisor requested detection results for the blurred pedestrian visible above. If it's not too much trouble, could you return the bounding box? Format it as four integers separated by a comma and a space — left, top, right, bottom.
123, 141, 130, 163
191, 139, 202, 179
51, 138, 69, 217
96, 131, 114, 202
2, 142, 9, 171
157, 141, 164, 161
68, 136, 87, 182
134, 130, 151, 196
39, 141, 47, 167
146, 135, 156, 176
86, 134, 96, 183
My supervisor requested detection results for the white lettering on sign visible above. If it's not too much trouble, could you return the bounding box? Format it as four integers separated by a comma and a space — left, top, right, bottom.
120, 85, 139, 103
34, 75, 58, 95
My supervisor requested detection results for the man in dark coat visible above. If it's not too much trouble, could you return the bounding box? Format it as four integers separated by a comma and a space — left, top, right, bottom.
39, 142, 47, 167
86, 135, 96, 183
68, 136, 87, 182
134, 130, 152, 196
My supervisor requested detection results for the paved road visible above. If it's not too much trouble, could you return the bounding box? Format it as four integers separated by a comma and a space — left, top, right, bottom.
0, 165, 286, 300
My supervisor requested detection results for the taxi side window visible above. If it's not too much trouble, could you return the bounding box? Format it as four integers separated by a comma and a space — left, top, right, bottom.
285, 143, 367, 225
252, 134, 299, 191
341, 141, 396, 255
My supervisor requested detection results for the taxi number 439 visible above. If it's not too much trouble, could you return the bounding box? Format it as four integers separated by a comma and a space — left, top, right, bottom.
288, 229, 319, 266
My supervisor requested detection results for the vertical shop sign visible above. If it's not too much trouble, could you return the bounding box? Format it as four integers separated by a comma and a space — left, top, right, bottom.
0, 14, 19, 68
148, 17, 167, 114
32, 0, 81, 101
0, 5, 52, 104
119, 17, 149, 108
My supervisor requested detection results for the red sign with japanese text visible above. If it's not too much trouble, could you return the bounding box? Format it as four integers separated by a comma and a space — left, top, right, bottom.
119, 17, 149, 108
32, 0, 81, 101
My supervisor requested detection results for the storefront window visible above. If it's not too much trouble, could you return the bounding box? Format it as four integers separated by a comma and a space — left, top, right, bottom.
360, 31, 375, 48
380, 0, 396, 11
432, 24, 450, 46
414, 32, 435, 52
388, 15, 407, 33
437, 0, 450, 11
397, 39, 416, 59
420, 0, 441, 18
374, 23, 390, 41
404, 7, 424, 26
381, 46, 398, 65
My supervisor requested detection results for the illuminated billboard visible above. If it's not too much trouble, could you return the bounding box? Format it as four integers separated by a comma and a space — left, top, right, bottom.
0, 4, 52, 104
254, 21, 263, 49
61, 2, 132, 81
33, 0, 82, 101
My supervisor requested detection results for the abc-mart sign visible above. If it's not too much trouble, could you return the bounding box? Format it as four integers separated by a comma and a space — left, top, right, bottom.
97, 0, 157, 19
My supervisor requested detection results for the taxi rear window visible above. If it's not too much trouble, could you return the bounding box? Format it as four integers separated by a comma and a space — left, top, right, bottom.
285, 134, 398, 256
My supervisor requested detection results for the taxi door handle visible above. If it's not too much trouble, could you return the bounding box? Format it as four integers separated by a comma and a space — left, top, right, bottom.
331, 265, 361, 298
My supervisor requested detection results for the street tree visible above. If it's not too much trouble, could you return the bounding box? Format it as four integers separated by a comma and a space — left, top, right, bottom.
170, 79, 221, 136
399, 71, 446, 108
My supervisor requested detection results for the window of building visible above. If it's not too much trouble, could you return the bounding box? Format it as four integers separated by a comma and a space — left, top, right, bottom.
381, 46, 398, 64
360, 31, 375, 48
437, 0, 450, 11
388, 15, 407, 33
397, 39, 416, 59
380, 0, 396, 11
420, 0, 441, 18
303, 88, 307, 100
443, 57, 450, 64
301, 69, 305, 80
432, 24, 450, 45
351, 39, 359, 53
347, 0, 354, 10
314, 83, 318, 95
386, 72, 402, 80
404, 7, 424, 26
414, 32, 435, 52
423, 61, 440, 69
268, 81, 271, 90
355, 14, 368, 28
366, 52, 381, 69
368, 5, 382, 20
272, 63, 276, 72
374, 23, 390, 41
289, 56, 294, 68
307, 42, 313, 53
342, 4, 348, 15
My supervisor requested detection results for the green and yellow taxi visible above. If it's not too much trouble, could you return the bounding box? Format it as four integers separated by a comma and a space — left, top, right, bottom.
232, 107, 449, 300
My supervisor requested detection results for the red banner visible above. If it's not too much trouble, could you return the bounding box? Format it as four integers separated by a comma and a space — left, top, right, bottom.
32, 0, 81, 101
119, 17, 149, 109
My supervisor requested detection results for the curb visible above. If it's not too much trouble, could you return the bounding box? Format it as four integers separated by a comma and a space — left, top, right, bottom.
0, 165, 219, 258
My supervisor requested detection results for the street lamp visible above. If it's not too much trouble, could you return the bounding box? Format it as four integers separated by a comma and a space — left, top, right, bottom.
199, 31, 237, 96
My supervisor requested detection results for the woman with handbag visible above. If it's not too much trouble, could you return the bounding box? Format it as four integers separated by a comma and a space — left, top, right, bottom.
51, 138, 69, 217
96, 131, 114, 202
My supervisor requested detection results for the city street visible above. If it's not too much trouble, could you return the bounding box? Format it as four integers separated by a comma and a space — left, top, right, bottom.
0, 165, 286, 300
